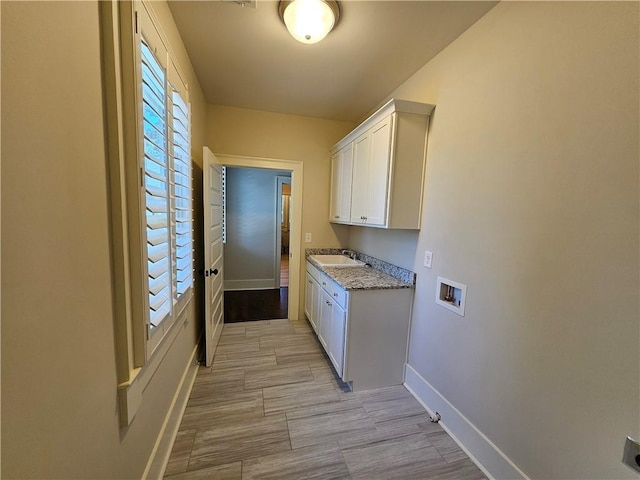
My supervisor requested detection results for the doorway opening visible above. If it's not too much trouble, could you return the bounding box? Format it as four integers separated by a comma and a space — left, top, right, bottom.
217, 155, 302, 323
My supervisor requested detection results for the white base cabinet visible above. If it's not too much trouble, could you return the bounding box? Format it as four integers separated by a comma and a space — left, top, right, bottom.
305, 261, 412, 391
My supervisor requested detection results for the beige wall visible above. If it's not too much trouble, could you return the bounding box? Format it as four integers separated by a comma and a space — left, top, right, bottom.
355, 2, 639, 478
1, 1, 207, 478
206, 105, 355, 317
349, 228, 419, 270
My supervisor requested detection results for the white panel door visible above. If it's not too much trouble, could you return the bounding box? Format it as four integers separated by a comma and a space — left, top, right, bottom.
366, 115, 393, 226
203, 147, 224, 367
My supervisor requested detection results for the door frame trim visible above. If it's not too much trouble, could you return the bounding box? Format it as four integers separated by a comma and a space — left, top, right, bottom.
215, 154, 303, 321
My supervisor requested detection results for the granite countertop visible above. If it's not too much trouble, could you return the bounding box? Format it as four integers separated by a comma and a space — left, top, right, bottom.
306, 250, 415, 291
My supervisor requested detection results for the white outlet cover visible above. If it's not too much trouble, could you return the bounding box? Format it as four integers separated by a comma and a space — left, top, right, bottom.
423, 251, 433, 268
305, 233, 312, 243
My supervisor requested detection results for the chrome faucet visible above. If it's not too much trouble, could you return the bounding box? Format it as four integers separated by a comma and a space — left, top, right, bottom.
341, 249, 357, 260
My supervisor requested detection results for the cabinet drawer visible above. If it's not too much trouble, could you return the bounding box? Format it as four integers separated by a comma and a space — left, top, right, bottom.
307, 261, 322, 283
321, 276, 347, 309
308, 261, 348, 309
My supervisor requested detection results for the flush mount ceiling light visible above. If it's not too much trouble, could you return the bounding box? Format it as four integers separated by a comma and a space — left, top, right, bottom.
278, 0, 340, 44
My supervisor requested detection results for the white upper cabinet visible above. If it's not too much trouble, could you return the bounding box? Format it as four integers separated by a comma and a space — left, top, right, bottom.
330, 99, 434, 229
329, 142, 353, 224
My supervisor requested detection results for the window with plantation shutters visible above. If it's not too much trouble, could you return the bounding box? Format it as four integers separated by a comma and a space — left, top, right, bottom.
104, 0, 196, 427
140, 32, 193, 353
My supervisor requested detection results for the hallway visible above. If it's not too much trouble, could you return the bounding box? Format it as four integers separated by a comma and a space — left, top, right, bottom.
164, 319, 485, 479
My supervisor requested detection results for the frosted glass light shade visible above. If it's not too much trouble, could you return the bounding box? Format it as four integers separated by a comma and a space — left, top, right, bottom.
280, 0, 338, 44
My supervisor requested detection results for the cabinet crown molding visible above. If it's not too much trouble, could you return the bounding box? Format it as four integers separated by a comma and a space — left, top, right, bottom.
331, 98, 435, 154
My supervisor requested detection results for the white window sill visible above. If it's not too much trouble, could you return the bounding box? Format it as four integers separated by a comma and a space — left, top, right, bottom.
117, 297, 193, 427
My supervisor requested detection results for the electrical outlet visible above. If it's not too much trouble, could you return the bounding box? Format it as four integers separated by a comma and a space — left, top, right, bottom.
305, 232, 312, 243
424, 251, 433, 268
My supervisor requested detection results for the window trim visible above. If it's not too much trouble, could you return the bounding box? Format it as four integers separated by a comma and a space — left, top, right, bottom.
100, 0, 194, 428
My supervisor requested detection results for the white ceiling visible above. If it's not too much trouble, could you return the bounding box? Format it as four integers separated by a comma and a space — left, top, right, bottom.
168, 0, 497, 122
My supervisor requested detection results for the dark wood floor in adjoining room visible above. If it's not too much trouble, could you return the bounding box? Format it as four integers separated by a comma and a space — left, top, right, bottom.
224, 288, 288, 323
164, 319, 487, 480
224, 255, 290, 323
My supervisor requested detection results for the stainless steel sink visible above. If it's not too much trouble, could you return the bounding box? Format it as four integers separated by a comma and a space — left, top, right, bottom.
309, 254, 366, 267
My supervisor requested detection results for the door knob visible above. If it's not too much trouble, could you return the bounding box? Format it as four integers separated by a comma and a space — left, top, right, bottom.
210, 268, 219, 276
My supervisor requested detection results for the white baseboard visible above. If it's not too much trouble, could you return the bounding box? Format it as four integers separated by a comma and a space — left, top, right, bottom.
404, 364, 530, 480
142, 339, 201, 480
224, 279, 276, 291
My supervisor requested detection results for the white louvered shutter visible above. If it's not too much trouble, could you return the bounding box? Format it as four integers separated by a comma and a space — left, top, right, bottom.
170, 90, 193, 302
141, 37, 172, 332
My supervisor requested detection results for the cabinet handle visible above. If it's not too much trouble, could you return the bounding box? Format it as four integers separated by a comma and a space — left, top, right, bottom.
335, 216, 340, 219
322, 282, 326, 286
333, 293, 338, 297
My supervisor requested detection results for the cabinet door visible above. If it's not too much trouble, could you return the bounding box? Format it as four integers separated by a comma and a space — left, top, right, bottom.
305, 273, 319, 334
351, 131, 370, 223
328, 301, 346, 377
366, 115, 392, 226
329, 152, 341, 222
312, 278, 322, 335
338, 143, 353, 222
330, 144, 354, 224
305, 273, 313, 319
330, 145, 354, 224
318, 288, 332, 349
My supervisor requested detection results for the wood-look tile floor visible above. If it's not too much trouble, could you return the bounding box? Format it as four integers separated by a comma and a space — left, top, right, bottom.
164, 319, 486, 480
